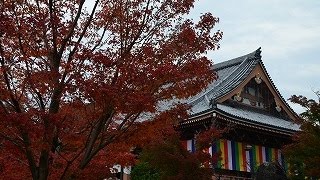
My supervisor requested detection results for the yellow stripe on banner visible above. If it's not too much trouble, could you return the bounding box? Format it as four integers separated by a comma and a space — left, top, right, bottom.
220, 139, 226, 169
238, 142, 244, 171
271, 148, 276, 162
256, 145, 260, 166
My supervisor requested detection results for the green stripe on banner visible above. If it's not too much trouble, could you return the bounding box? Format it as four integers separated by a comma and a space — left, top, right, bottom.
252, 146, 257, 170
216, 140, 221, 168
235, 142, 240, 171
268, 147, 273, 162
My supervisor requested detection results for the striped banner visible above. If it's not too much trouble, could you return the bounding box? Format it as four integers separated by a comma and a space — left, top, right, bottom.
182, 139, 285, 172
211, 139, 285, 172
211, 139, 248, 171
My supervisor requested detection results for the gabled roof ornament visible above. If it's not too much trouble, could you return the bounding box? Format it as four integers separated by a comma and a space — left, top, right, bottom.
235, 91, 242, 102
276, 105, 282, 112
254, 47, 262, 59
204, 94, 217, 109
209, 98, 216, 109
255, 73, 262, 84
274, 98, 282, 112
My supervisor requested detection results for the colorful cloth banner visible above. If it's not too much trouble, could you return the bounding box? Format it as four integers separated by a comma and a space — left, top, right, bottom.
182, 139, 285, 172
212, 139, 284, 172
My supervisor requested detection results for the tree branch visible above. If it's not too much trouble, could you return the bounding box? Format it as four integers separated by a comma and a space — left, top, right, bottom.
57, 0, 86, 59
79, 106, 114, 169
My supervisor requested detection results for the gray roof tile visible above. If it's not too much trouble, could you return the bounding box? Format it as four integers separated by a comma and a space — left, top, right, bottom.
217, 104, 300, 131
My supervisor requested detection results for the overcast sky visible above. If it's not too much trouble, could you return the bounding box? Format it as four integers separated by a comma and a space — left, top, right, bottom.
188, 0, 320, 113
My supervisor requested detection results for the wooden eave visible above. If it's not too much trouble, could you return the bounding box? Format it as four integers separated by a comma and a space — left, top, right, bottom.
214, 111, 297, 136
177, 109, 297, 137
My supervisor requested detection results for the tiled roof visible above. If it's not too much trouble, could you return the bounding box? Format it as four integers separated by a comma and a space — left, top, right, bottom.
183, 48, 299, 133
189, 48, 262, 114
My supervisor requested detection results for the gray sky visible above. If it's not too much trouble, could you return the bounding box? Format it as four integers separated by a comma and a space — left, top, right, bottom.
189, 0, 320, 113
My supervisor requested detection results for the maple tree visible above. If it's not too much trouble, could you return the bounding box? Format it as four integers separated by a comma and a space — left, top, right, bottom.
283, 92, 320, 179
0, 0, 222, 179
131, 136, 212, 180
131, 128, 221, 180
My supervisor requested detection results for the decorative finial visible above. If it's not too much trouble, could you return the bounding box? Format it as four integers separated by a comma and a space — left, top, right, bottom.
254, 47, 262, 59
210, 98, 216, 108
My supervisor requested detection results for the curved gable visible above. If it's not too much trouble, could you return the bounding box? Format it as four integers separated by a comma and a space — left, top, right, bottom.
217, 61, 298, 122
188, 48, 298, 123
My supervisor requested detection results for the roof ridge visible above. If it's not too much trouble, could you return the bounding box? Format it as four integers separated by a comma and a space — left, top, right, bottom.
213, 47, 261, 71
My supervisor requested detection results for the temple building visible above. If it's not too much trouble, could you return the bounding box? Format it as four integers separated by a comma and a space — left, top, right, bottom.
177, 48, 300, 179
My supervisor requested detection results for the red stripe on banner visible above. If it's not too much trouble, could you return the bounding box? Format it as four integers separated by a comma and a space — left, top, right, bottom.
275, 149, 279, 162
258, 146, 263, 165
224, 140, 229, 169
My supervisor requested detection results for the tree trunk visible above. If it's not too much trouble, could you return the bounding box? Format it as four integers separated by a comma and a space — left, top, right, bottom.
37, 150, 49, 180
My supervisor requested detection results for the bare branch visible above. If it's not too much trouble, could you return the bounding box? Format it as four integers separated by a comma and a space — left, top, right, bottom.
57, 0, 86, 58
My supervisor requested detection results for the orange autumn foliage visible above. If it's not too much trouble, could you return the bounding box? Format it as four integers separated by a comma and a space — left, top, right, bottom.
283, 93, 320, 178
0, 0, 222, 179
